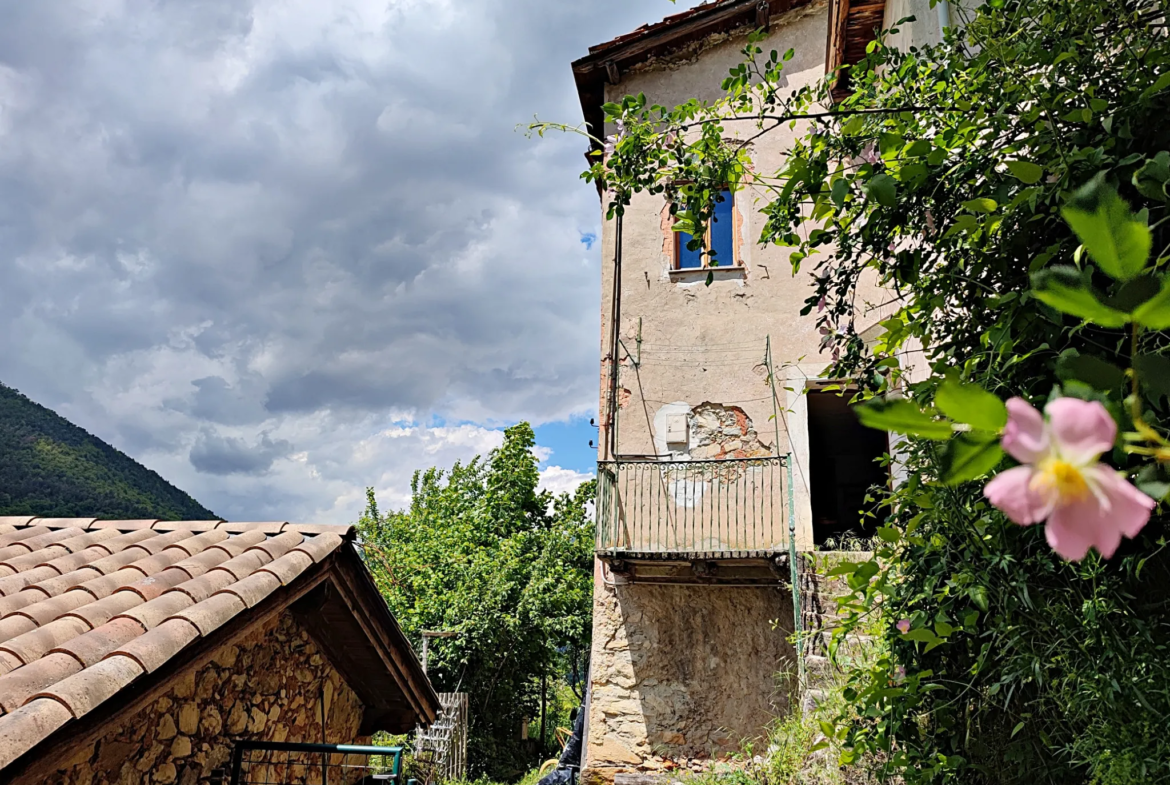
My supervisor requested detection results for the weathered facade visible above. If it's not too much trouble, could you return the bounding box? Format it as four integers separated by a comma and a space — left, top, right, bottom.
572, 0, 933, 780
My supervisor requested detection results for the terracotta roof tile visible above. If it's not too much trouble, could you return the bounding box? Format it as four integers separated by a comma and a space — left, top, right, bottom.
218, 571, 281, 609
34, 655, 144, 718
30, 567, 102, 598
218, 521, 287, 534
126, 529, 198, 555
294, 532, 345, 563
172, 569, 237, 603
0, 699, 73, 768
55, 529, 120, 553
124, 569, 190, 601
64, 592, 142, 629
208, 530, 267, 557
212, 550, 271, 582
168, 529, 229, 556
35, 519, 97, 530
152, 520, 223, 533
0, 618, 91, 668
115, 592, 194, 630
0, 617, 37, 646
0, 652, 22, 677
0, 519, 351, 770
90, 520, 159, 531
169, 592, 245, 636
248, 530, 304, 560
112, 619, 199, 673
282, 522, 355, 536
0, 653, 85, 712
12, 591, 94, 627
258, 550, 314, 586
0, 568, 60, 597
0, 527, 50, 548
50, 618, 145, 668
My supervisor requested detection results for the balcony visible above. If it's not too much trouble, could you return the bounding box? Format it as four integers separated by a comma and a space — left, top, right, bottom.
595, 456, 791, 561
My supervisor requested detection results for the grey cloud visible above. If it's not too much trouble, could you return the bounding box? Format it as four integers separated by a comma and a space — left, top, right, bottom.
190, 431, 292, 476
0, 0, 703, 519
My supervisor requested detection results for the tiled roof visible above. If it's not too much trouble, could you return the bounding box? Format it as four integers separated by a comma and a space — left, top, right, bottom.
571, 0, 816, 159
0, 517, 357, 770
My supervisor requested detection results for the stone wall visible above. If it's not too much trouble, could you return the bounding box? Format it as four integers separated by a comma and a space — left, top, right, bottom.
34, 613, 368, 785
584, 562, 796, 783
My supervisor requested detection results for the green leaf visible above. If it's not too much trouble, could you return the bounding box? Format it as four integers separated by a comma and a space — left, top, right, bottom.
1056, 351, 1126, 390
876, 526, 901, 543
1104, 273, 1160, 312
1061, 174, 1152, 281
865, 174, 898, 207
1133, 276, 1170, 329
1012, 722, 1026, 739
970, 586, 990, 612
1006, 160, 1044, 184
934, 621, 955, 637
831, 177, 850, 207
935, 380, 1007, 430
1136, 465, 1170, 501
1133, 152, 1170, 203
940, 433, 1004, 485
905, 140, 932, 157
1135, 353, 1170, 404
1031, 266, 1131, 327
903, 628, 942, 644
854, 398, 954, 439
963, 198, 998, 214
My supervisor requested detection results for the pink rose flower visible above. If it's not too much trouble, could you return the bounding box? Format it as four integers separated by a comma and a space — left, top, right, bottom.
896, 619, 910, 634
984, 397, 1156, 561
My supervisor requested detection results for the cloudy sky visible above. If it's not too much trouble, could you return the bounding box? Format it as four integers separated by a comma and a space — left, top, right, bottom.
0, 0, 702, 522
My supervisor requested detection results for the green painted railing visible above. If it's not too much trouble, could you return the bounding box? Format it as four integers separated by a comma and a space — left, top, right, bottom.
595, 456, 789, 555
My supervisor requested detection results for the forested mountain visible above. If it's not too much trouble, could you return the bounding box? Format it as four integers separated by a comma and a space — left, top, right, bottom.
0, 382, 216, 520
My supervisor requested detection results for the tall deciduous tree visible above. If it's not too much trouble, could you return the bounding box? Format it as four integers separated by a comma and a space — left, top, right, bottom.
357, 424, 594, 780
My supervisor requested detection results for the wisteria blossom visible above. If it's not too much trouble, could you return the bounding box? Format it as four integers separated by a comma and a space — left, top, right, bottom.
984, 397, 1156, 561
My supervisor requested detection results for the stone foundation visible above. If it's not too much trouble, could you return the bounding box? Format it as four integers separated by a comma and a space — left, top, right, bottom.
584, 561, 796, 782
31, 613, 368, 785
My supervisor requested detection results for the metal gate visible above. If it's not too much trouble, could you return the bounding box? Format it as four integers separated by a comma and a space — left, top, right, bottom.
229, 741, 403, 785
413, 692, 468, 782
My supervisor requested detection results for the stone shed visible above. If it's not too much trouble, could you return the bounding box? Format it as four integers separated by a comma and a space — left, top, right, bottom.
0, 517, 439, 784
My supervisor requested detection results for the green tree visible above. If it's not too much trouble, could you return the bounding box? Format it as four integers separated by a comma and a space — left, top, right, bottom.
545, 0, 1170, 781
357, 423, 594, 780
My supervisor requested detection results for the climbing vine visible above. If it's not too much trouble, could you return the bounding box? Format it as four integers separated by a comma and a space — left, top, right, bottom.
535, 0, 1170, 780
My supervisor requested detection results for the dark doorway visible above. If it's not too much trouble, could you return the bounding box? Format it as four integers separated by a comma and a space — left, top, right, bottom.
807, 390, 890, 546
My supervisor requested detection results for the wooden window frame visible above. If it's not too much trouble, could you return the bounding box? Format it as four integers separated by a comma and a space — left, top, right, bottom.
672, 188, 743, 271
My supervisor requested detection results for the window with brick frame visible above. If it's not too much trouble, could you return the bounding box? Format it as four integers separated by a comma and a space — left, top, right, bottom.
675, 188, 739, 269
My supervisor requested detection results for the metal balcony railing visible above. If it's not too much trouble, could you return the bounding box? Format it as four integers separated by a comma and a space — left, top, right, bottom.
595, 456, 790, 557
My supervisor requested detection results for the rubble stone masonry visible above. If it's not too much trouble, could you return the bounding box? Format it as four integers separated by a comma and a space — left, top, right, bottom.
584, 561, 795, 783
32, 613, 367, 785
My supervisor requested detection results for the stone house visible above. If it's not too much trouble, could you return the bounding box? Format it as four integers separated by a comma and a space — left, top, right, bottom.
0, 517, 438, 784
571, 0, 942, 781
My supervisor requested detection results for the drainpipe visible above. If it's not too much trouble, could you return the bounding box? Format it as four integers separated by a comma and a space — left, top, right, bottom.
937, 0, 951, 40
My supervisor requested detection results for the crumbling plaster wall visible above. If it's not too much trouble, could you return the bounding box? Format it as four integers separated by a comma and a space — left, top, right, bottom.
597, 6, 896, 550
34, 613, 367, 785
584, 562, 795, 783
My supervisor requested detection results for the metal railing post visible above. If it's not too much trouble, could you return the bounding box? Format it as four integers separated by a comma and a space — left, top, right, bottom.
787, 456, 803, 693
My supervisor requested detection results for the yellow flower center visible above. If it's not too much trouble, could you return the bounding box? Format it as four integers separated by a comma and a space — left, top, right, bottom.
1031, 458, 1090, 501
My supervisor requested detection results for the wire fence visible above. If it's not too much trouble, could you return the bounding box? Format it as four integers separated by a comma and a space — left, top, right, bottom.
229, 741, 403, 785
